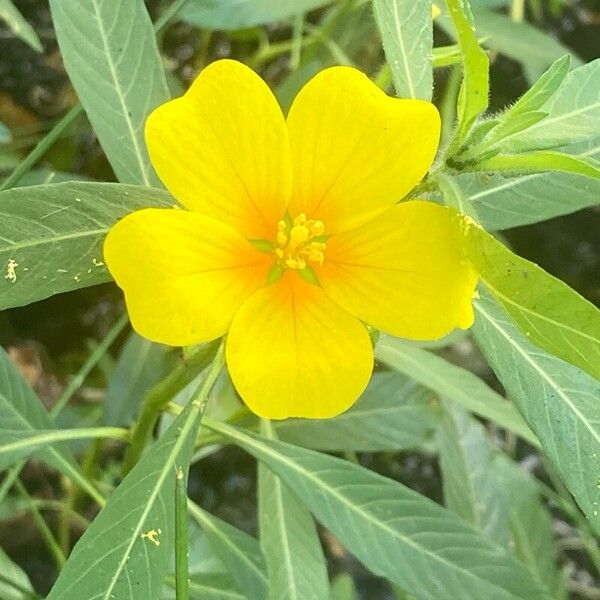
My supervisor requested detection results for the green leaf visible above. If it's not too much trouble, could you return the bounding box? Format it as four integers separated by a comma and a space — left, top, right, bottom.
0, 0, 42, 52
453, 138, 600, 230
494, 456, 565, 596
444, 0, 489, 151
473, 150, 600, 180
275, 371, 439, 451
188, 502, 268, 599
205, 420, 551, 600
0, 347, 101, 503
502, 55, 570, 119
104, 332, 176, 427
46, 384, 209, 599
375, 336, 538, 445
473, 291, 600, 535
465, 224, 600, 382
439, 402, 510, 547
372, 0, 433, 100
258, 421, 328, 600
0, 545, 34, 600
48, 0, 170, 185
0, 182, 173, 310
182, 0, 332, 30
500, 58, 600, 152
186, 574, 246, 600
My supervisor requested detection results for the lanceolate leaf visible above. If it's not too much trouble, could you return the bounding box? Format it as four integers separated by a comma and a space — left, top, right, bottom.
465, 224, 600, 382
182, 0, 332, 30
258, 422, 328, 600
0, 182, 173, 310
0, 348, 101, 503
439, 402, 510, 547
206, 420, 551, 600
188, 502, 268, 600
500, 58, 600, 152
0, 544, 34, 600
473, 292, 600, 535
372, 0, 433, 100
494, 456, 564, 596
453, 138, 600, 230
275, 371, 439, 451
375, 336, 537, 445
48, 0, 170, 185
46, 386, 208, 600
0, 0, 42, 52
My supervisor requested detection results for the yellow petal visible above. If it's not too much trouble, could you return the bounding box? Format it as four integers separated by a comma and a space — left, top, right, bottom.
146, 60, 292, 239
318, 201, 477, 340
287, 66, 440, 234
226, 273, 373, 419
104, 208, 270, 346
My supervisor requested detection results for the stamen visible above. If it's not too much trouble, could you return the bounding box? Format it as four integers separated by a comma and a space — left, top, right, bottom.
273, 214, 327, 271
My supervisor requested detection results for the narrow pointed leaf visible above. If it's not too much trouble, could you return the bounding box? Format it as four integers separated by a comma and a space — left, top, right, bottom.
473, 292, 600, 535
206, 420, 551, 600
465, 224, 600, 381
46, 389, 208, 599
375, 336, 537, 445
439, 402, 510, 547
258, 422, 328, 600
0, 182, 173, 310
373, 0, 433, 100
48, 0, 170, 185
0, 0, 42, 51
188, 502, 268, 600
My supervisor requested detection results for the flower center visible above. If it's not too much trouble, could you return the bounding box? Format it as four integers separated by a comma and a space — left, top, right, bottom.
273, 213, 327, 270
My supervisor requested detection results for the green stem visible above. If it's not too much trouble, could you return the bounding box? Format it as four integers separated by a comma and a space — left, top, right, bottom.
14, 478, 66, 569
122, 341, 220, 476
0, 105, 83, 191
154, 0, 189, 32
175, 466, 190, 600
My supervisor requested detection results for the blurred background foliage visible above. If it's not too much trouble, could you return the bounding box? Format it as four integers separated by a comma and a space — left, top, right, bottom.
0, 0, 598, 598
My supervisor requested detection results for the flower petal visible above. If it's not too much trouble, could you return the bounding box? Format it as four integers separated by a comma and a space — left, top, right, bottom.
146, 59, 292, 239
226, 273, 373, 419
104, 208, 270, 346
318, 201, 477, 340
287, 66, 440, 234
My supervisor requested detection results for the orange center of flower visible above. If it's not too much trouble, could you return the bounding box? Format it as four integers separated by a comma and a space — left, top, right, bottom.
273, 213, 327, 270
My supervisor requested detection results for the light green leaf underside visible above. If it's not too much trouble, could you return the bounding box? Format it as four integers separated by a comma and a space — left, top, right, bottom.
499, 58, 600, 152
207, 421, 551, 600
0, 347, 92, 489
372, 0, 433, 100
46, 395, 204, 600
466, 226, 600, 382
439, 402, 511, 548
182, 0, 332, 30
48, 0, 169, 185
0, 182, 174, 310
275, 371, 439, 451
375, 336, 538, 446
473, 292, 600, 536
0, 545, 34, 600
494, 456, 565, 597
452, 138, 600, 230
0, 0, 42, 51
259, 422, 328, 600
189, 502, 268, 600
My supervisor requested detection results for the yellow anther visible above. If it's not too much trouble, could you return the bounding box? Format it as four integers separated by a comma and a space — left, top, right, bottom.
273, 214, 327, 271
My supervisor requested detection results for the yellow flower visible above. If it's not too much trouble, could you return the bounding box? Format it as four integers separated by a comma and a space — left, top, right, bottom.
104, 60, 476, 420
